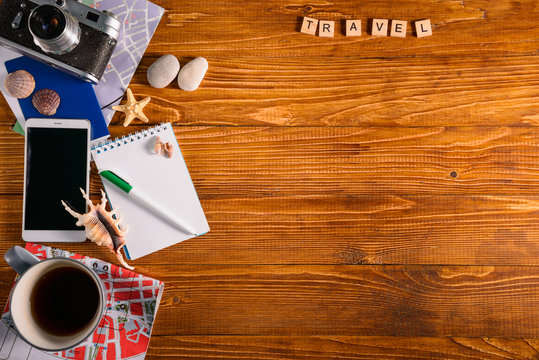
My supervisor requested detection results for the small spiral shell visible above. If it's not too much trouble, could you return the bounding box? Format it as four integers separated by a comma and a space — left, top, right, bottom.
164, 142, 173, 158
4, 70, 35, 98
32, 89, 60, 116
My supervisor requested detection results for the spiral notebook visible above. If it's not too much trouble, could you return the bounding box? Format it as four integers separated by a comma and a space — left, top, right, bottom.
91, 123, 209, 260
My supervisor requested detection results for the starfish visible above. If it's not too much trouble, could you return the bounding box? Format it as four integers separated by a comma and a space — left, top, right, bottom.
112, 88, 151, 127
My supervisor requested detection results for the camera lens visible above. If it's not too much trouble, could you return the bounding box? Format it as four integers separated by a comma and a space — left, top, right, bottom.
29, 5, 80, 55
30, 6, 65, 39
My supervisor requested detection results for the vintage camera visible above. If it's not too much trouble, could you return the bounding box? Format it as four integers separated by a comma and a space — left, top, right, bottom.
0, 0, 121, 83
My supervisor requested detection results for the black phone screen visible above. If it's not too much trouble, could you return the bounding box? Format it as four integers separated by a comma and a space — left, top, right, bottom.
24, 127, 88, 230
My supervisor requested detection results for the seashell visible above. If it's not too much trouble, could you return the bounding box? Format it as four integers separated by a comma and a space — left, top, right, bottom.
32, 89, 60, 115
154, 136, 164, 155
4, 70, 35, 98
62, 189, 134, 270
164, 142, 173, 158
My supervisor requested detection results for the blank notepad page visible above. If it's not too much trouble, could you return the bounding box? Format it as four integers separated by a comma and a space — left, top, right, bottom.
91, 123, 209, 260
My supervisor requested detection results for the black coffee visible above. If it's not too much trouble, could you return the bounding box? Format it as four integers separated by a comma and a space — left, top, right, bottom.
29, 265, 100, 336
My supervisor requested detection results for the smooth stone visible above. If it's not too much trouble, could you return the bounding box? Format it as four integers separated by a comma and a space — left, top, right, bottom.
147, 55, 180, 88
178, 57, 208, 91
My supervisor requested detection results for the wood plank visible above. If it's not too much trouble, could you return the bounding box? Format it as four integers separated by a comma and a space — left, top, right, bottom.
125, 55, 539, 127
123, 264, 539, 336
8, 264, 535, 337
3, 193, 539, 265
148, 0, 539, 57
3, 126, 539, 196
4, 264, 539, 338
3, 265, 539, 337
4, 55, 539, 127
147, 336, 539, 360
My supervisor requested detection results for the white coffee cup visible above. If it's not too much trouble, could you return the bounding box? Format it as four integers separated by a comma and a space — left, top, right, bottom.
4, 246, 105, 351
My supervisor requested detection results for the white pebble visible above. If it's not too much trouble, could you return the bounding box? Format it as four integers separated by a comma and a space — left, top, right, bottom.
147, 55, 180, 88
177, 57, 208, 91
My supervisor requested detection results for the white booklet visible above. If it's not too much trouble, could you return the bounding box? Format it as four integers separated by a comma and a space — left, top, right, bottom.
91, 123, 210, 260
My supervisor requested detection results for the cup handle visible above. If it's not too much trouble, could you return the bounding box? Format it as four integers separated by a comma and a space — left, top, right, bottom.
4, 246, 40, 275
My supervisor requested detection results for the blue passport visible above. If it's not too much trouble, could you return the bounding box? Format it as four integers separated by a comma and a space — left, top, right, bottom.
5, 56, 109, 141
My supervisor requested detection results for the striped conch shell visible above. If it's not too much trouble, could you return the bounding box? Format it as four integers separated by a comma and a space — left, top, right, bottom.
4, 70, 35, 98
62, 189, 133, 270
154, 136, 164, 155
32, 88, 60, 115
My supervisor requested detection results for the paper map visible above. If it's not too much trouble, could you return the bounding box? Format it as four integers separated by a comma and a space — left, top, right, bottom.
0, 244, 164, 360
83, 0, 164, 125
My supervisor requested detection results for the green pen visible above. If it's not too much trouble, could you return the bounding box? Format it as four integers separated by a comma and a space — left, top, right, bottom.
100, 170, 197, 236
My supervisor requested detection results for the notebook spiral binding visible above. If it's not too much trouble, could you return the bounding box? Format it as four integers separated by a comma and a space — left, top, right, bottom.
92, 123, 168, 154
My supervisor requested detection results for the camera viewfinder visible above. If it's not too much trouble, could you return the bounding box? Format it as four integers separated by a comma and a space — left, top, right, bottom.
85, 12, 99, 22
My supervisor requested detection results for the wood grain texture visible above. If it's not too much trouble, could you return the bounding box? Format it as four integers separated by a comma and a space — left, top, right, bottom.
147, 336, 539, 360
5, 56, 539, 127
2, 0, 539, 356
3, 126, 539, 196
100, 56, 539, 126
0, 265, 539, 337
148, 0, 537, 57
4, 191, 539, 264
128, 264, 539, 337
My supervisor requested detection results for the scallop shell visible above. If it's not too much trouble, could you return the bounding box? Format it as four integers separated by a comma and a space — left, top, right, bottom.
32, 89, 60, 115
4, 70, 35, 98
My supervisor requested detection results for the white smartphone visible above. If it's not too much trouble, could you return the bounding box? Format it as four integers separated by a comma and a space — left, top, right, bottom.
22, 119, 91, 242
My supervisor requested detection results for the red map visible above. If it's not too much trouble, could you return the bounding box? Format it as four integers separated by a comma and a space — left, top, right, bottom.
1, 244, 164, 360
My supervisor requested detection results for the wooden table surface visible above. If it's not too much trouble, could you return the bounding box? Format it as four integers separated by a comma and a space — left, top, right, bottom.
3, 0, 539, 358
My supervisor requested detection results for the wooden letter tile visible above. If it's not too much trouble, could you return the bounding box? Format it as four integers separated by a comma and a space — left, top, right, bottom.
371, 19, 389, 36
300, 17, 318, 35
346, 20, 361, 36
319, 20, 335, 37
390, 20, 407, 38
415, 19, 432, 37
